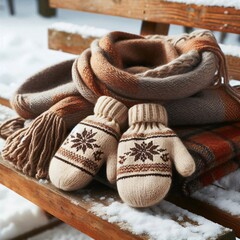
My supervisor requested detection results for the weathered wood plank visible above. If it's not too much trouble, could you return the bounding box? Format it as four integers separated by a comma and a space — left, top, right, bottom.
167, 195, 240, 238
226, 55, 240, 81
49, 0, 240, 34
0, 157, 144, 240
50, 0, 145, 21
0, 97, 11, 108
0, 157, 235, 240
48, 29, 96, 55
48, 21, 170, 54
96, 175, 240, 238
48, 28, 240, 80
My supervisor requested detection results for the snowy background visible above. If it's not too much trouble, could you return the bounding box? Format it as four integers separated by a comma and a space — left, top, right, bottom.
0, 0, 240, 239
1, 0, 240, 100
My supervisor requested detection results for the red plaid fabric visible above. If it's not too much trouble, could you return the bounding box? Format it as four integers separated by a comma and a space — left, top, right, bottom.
174, 122, 240, 195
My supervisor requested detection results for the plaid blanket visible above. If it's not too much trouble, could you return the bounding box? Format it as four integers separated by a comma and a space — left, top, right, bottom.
175, 122, 240, 195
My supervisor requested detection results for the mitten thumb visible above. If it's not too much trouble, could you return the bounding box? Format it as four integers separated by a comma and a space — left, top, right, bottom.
106, 150, 118, 184
171, 137, 195, 177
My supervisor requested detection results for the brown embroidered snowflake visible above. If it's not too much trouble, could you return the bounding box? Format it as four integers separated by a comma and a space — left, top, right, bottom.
118, 155, 127, 164
160, 153, 170, 162
70, 128, 100, 153
129, 141, 159, 162
63, 134, 74, 145
93, 150, 104, 162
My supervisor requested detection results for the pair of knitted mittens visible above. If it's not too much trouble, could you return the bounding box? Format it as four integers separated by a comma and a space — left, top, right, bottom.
49, 96, 195, 207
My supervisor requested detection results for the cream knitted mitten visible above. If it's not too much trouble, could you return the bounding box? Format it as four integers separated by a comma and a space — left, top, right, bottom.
117, 104, 195, 207
49, 96, 128, 191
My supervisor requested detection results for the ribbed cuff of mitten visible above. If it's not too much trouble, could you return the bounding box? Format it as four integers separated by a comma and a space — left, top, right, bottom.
94, 96, 128, 128
129, 103, 168, 126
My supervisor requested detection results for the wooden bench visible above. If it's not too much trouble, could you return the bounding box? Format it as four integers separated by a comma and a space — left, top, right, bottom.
0, 157, 237, 240
1, 0, 240, 239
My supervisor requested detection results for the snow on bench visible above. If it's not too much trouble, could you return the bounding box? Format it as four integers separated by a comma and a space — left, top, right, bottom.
165, 0, 240, 10
0, 103, 237, 239
193, 170, 240, 217
49, 0, 240, 34
0, 78, 237, 240
50, 22, 109, 39
48, 22, 109, 55
0, 155, 235, 240
48, 22, 240, 81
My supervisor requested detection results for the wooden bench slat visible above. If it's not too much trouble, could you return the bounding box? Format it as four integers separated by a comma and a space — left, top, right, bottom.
167, 194, 240, 237
48, 29, 96, 55
95, 175, 240, 238
0, 97, 11, 108
0, 157, 144, 240
0, 156, 235, 240
48, 27, 240, 80
50, 0, 240, 34
226, 55, 240, 81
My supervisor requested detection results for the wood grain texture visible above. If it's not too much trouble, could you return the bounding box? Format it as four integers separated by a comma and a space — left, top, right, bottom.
0, 157, 235, 240
226, 55, 240, 81
48, 29, 96, 55
50, 0, 145, 20
0, 157, 144, 240
50, 0, 240, 34
48, 28, 240, 80
167, 194, 240, 238
0, 97, 11, 108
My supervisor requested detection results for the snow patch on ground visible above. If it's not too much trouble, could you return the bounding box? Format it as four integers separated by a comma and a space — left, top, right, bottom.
0, 96, 77, 240
165, 0, 240, 9
0, 185, 49, 240
0, 18, 74, 99
0, 0, 140, 99
0, 106, 50, 240
193, 170, 240, 216
50, 22, 109, 38
28, 223, 92, 240
91, 200, 225, 240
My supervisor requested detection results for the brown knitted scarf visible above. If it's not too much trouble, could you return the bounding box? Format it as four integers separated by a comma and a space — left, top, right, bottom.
8, 30, 234, 121
72, 30, 219, 105
1, 29, 240, 179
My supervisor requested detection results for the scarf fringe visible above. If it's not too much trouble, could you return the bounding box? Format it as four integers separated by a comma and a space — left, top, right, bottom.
0, 117, 25, 140
2, 111, 67, 179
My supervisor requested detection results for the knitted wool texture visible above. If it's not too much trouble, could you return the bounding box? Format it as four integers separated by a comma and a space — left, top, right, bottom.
1, 29, 240, 184
175, 122, 240, 195
117, 104, 195, 207
72, 30, 218, 104
6, 30, 239, 129
2, 96, 93, 179
49, 96, 128, 191
12, 59, 80, 119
